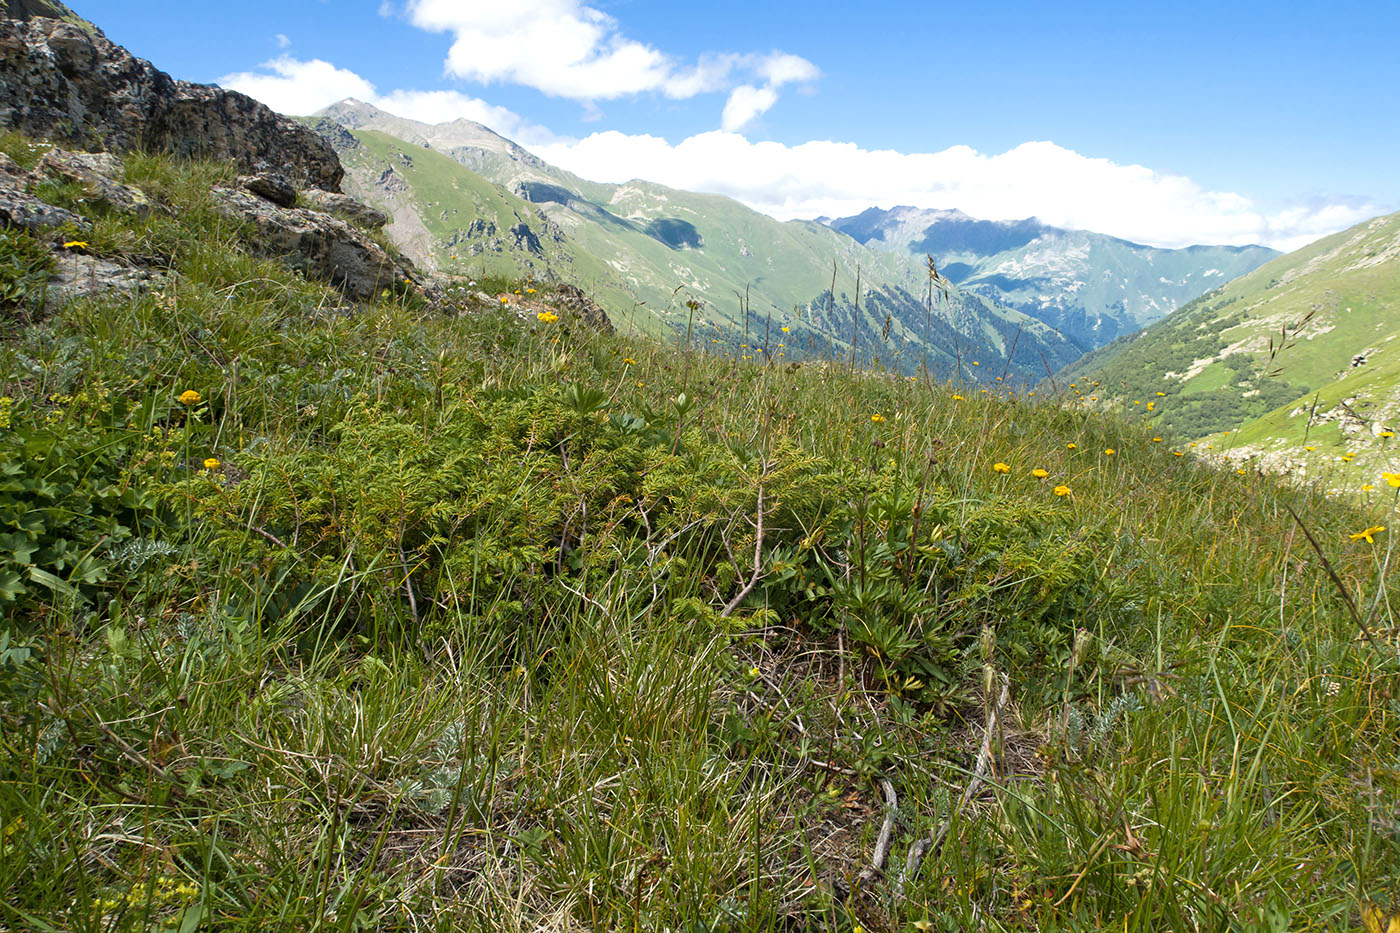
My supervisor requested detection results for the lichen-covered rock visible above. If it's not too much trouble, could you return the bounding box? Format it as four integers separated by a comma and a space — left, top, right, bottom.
34, 148, 157, 216
241, 172, 296, 208
0, 172, 86, 234
299, 188, 388, 229
45, 250, 159, 308
210, 185, 439, 302
0, 16, 343, 190
552, 283, 613, 331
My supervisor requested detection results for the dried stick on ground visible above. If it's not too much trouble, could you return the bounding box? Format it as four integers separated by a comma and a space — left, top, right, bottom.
720, 484, 765, 617
897, 674, 1010, 894
856, 776, 899, 887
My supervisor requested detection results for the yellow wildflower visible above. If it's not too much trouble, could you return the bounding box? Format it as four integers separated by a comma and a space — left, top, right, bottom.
203, 458, 221, 470
1156, 391, 1166, 396
1383, 472, 1400, 488
870, 414, 885, 423
537, 311, 559, 323
1151, 437, 1162, 442
62, 240, 89, 249
1066, 443, 1077, 450
951, 394, 964, 401
1380, 430, 1395, 438
1172, 451, 1184, 457
1236, 468, 1247, 475
992, 462, 1011, 474
1349, 525, 1386, 544
178, 390, 202, 405
623, 357, 637, 365
1053, 484, 1071, 496
1103, 448, 1115, 456
1031, 468, 1049, 478
781, 326, 790, 332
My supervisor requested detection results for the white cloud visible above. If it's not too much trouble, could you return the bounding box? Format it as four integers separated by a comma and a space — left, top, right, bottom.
403, 0, 817, 117
721, 85, 778, 132
219, 57, 561, 145
527, 132, 1379, 250
274, 33, 291, 49
757, 52, 821, 87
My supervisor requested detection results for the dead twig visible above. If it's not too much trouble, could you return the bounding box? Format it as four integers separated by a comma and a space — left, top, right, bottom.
898, 673, 1010, 894
721, 483, 766, 618
856, 776, 898, 887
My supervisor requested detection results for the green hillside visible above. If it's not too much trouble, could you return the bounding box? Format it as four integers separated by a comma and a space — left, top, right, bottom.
314, 102, 1083, 381
1063, 210, 1400, 491
3, 142, 1399, 932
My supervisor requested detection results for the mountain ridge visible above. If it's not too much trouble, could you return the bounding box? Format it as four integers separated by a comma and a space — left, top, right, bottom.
827, 205, 1279, 350
312, 98, 1084, 380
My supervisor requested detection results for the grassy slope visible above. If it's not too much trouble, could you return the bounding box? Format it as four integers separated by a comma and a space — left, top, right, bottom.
321, 107, 1081, 381
2, 146, 1399, 932
336, 130, 644, 320
1063, 210, 1400, 492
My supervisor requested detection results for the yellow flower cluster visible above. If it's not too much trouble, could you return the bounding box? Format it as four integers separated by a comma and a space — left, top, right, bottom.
537, 311, 559, 323
178, 389, 202, 405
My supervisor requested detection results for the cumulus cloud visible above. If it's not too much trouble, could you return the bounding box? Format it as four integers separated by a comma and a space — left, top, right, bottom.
274, 33, 291, 49
528, 132, 1378, 251
220, 57, 560, 145
402, 0, 818, 121
721, 86, 778, 132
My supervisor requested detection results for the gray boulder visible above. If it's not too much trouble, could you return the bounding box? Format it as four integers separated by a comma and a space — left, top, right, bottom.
34, 148, 157, 216
241, 172, 296, 208
209, 185, 439, 302
46, 250, 159, 308
299, 188, 388, 229
0, 16, 343, 190
0, 171, 86, 234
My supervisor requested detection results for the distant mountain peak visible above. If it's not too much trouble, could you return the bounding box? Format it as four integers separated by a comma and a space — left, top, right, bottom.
826, 205, 1278, 349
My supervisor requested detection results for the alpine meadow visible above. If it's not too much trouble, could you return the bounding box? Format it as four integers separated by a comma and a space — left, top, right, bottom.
1, 2, 1398, 932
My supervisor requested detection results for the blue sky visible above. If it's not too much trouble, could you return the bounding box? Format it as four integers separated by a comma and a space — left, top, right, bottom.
75, 0, 1399, 250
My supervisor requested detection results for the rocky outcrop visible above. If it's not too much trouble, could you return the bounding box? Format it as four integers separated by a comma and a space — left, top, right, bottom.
46, 249, 160, 308
0, 15, 343, 190
0, 174, 86, 234
552, 283, 612, 332
241, 172, 296, 208
0, 0, 90, 24
309, 118, 359, 153
300, 188, 388, 229
34, 148, 157, 217
210, 184, 439, 302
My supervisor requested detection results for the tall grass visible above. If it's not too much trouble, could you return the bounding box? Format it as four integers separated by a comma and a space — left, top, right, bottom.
0, 143, 1396, 931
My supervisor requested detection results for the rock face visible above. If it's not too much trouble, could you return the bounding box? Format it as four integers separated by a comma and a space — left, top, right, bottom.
0, 0, 88, 23
210, 184, 439, 302
0, 15, 343, 190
